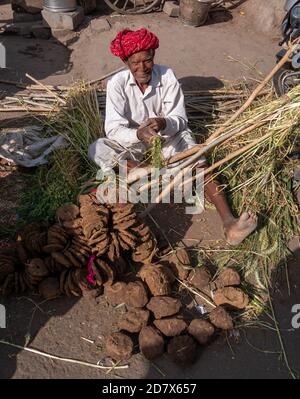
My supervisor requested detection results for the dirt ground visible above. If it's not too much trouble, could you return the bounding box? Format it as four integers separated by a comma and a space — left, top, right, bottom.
0, 1, 300, 379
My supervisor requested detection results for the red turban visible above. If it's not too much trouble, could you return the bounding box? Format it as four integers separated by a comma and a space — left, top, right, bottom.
110, 28, 159, 61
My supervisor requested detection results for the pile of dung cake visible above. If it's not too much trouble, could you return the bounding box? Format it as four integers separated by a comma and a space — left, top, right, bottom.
103, 249, 250, 366
0, 194, 250, 366
0, 194, 156, 299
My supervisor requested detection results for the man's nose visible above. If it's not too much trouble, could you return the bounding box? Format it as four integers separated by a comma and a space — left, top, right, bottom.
138, 62, 147, 72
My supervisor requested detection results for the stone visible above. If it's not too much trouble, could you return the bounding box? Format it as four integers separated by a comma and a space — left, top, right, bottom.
13, 11, 42, 23
294, 167, 300, 182
51, 29, 79, 47
31, 22, 51, 39
42, 7, 85, 31
89, 18, 111, 34
11, 0, 43, 14
163, 1, 180, 18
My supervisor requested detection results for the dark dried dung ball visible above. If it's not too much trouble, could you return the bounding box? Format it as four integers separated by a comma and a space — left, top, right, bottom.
214, 268, 241, 288
104, 282, 127, 306
214, 287, 249, 309
187, 319, 215, 345
138, 264, 173, 296
38, 277, 61, 300
139, 326, 165, 360
125, 281, 149, 308
146, 296, 181, 319
167, 335, 197, 365
154, 317, 187, 337
187, 267, 211, 290
209, 306, 234, 330
167, 248, 191, 280
118, 308, 150, 333
105, 332, 134, 362
26, 258, 49, 278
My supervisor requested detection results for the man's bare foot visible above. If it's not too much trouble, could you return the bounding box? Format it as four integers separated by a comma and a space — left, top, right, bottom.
224, 212, 258, 246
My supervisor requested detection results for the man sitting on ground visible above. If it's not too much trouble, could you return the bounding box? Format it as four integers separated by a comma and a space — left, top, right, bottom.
89, 28, 257, 246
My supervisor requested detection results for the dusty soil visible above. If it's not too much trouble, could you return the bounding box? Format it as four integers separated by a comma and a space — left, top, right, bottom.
0, 1, 300, 379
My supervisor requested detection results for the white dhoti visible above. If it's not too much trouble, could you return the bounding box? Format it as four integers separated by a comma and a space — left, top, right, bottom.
88, 129, 205, 173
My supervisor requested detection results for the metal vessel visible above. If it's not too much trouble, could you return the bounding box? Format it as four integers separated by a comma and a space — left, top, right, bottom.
180, 0, 214, 27
43, 0, 77, 13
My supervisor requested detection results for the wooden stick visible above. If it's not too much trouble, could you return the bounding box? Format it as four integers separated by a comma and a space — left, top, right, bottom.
21, 99, 54, 109
206, 39, 299, 144
0, 340, 128, 371
0, 107, 52, 112
127, 119, 269, 188
143, 124, 275, 215
25, 74, 66, 105
181, 130, 275, 190
88, 67, 126, 85
167, 119, 268, 165
136, 119, 269, 196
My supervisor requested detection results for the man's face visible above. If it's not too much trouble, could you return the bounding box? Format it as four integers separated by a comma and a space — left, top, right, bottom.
126, 50, 154, 85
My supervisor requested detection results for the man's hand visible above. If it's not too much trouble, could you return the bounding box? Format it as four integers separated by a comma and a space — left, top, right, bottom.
147, 117, 166, 132
137, 124, 158, 145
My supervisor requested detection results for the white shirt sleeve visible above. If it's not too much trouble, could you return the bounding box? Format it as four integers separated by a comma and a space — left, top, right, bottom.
105, 78, 140, 148
161, 69, 188, 137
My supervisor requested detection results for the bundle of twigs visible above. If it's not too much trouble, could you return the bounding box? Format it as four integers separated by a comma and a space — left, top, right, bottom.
0, 81, 247, 121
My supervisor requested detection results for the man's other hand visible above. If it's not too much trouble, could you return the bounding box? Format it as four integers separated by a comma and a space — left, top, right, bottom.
146, 117, 166, 132
137, 124, 158, 145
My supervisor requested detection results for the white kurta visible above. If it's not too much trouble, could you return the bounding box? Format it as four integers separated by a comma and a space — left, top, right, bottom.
89, 64, 200, 172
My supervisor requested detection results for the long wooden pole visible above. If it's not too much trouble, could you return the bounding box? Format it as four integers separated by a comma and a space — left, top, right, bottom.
128, 118, 269, 188
136, 119, 270, 196
25, 74, 66, 105
142, 129, 274, 216
185, 130, 274, 188
166, 119, 267, 165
